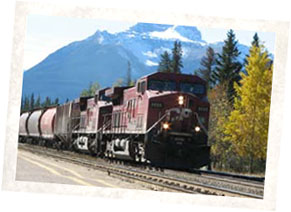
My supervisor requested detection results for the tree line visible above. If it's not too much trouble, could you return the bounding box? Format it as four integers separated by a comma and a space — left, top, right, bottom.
22, 60, 136, 111
21, 94, 61, 113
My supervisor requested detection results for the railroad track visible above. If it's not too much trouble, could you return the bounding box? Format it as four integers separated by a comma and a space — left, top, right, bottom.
17, 143, 264, 198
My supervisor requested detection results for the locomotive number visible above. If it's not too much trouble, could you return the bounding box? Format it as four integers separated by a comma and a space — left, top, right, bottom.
198, 106, 208, 112
150, 102, 163, 108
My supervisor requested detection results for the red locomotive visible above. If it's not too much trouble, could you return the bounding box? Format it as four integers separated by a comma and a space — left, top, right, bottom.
19, 72, 210, 169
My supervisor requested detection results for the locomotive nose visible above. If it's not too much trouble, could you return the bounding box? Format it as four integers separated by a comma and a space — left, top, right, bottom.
164, 107, 193, 133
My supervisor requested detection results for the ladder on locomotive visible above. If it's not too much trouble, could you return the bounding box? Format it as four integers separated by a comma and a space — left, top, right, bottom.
113, 111, 127, 134
98, 111, 127, 135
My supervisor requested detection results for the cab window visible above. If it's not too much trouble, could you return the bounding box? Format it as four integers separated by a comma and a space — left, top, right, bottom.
180, 82, 205, 95
148, 80, 176, 91
137, 81, 146, 94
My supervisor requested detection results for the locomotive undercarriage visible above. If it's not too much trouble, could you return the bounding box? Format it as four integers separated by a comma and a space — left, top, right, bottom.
19, 130, 210, 170
145, 131, 210, 169
70, 129, 210, 169
71, 132, 147, 162
71, 133, 98, 155
102, 133, 146, 162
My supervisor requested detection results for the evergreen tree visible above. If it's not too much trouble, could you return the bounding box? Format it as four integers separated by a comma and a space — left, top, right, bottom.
171, 41, 183, 73
54, 98, 59, 105
43, 96, 51, 107
23, 95, 30, 111
244, 33, 260, 67
30, 93, 35, 110
21, 97, 24, 112
126, 61, 133, 86
158, 51, 172, 73
35, 95, 41, 108
196, 46, 216, 89
223, 44, 273, 173
212, 29, 242, 102
252, 33, 260, 47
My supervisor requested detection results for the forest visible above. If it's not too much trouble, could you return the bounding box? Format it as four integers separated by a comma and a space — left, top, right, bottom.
157, 31, 272, 174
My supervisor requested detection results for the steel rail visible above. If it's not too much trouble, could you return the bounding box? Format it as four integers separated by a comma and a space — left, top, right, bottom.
18, 143, 263, 199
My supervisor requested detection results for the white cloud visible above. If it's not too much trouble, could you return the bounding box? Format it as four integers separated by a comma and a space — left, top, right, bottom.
145, 60, 158, 66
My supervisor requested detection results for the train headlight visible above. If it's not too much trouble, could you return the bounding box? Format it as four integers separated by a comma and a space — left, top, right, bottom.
194, 126, 201, 132
162, 122, 170, 130
178, 95, 184, 106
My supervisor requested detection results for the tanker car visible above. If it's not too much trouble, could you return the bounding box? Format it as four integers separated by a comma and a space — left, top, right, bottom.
19, 72, 211, 169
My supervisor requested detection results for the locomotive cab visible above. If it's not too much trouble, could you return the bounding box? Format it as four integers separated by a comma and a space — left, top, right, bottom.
136, 72, 210, 169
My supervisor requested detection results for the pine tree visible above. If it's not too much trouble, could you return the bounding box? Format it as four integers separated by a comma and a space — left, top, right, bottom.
43, 96, 51, 107
21, 97, 24, 112
244, 33, 260, 67
23, 96, 30, 111
252, 33, 259, 47
35, 95, 41, 108
196, 47, 216, 89
171, 41, 183, 73
212, 29, 242, 102
30, 93, 35, 110
54, 98, 59, 105
158, 51, 172, 73
126, 61, 133, 86
223, 44, 273, 173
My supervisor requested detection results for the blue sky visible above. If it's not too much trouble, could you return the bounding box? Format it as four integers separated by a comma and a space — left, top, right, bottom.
24, 14, 275, 70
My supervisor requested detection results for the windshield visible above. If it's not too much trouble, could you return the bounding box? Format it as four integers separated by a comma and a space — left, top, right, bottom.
100, 93, 111, 101
148, 80, 176, 91
180, 82, 205, 95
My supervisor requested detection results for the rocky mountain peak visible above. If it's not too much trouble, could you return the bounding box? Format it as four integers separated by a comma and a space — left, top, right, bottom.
174, 25, 203, 42
128, 23, 172, 33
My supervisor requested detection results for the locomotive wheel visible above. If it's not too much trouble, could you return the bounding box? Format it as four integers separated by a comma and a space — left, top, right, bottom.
88, 139, 97, 156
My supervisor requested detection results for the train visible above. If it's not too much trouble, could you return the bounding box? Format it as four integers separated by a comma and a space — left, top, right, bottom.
19, 72, 211, 169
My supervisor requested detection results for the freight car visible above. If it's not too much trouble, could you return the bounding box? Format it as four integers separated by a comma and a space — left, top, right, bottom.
19, 72, 211, 169
19, 106, 57, 146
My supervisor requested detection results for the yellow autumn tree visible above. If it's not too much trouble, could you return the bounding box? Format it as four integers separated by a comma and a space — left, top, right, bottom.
224, 44, 273, 173
208, 82, 234, 169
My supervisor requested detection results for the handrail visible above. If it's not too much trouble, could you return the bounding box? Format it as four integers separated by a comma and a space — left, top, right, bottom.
145, 113, 167, 134
96, 119, 112, 134
194, 112, 208, 136
72, 123, 80, 131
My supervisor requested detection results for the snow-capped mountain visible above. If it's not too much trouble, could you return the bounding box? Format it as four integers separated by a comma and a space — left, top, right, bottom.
86, 23, 209, 71
22, 22, 250, 102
